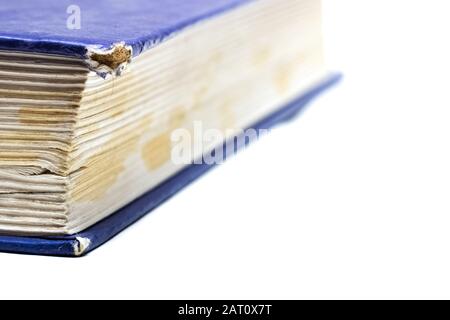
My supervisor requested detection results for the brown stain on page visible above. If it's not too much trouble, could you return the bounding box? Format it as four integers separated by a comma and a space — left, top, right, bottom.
252, 47, 272, 68
18, 107, 76, 125
219, 98, 236, 132
192, 86, 209, 112
141, 132, 171, 171
190, 50, 223, 112
70, 135, 138, 202
169, 106, 188, 129
14, 107, 79, 174
274, 52, 306, 94
73, 142, 136, 201
82, 69, 134, 124
141, 106, 187, 172
274, 65, 292, 94
108, 71, 135, 119
70, 43, 164, 201
71, 113, 153, 202
70, 66, 154, 202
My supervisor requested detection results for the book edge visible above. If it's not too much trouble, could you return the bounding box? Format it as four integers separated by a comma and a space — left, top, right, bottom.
0, 73, 342, 257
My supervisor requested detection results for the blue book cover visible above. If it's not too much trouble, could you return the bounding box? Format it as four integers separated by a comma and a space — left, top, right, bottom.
0, 0, 340, 256
0, 0, 252, 57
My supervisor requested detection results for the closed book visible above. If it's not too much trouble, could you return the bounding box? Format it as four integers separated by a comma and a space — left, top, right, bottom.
0, 0, 340, 256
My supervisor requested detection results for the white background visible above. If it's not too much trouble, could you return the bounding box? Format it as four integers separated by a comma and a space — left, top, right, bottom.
2, 0, 450, 299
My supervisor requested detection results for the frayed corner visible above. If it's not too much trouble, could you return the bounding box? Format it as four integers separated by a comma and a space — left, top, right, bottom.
86, 42, 132, 78
73, 236, 92, 257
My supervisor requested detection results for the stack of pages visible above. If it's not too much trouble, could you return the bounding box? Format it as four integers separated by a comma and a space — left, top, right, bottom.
0, 0, 339, 256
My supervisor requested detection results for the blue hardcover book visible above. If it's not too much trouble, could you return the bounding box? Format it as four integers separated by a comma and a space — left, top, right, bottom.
0, 0, 340, 256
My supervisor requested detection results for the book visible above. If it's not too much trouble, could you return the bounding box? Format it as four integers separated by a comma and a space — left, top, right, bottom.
0, 0, 340, 256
